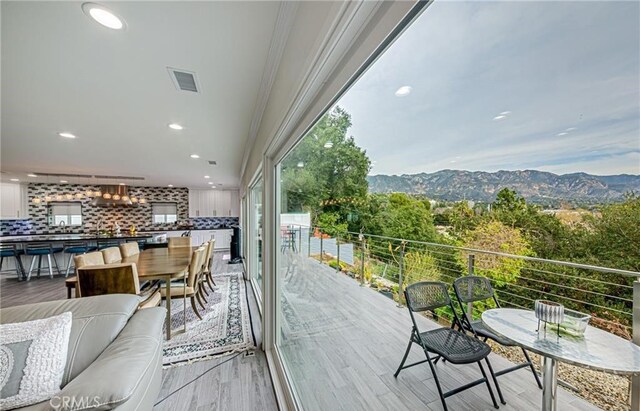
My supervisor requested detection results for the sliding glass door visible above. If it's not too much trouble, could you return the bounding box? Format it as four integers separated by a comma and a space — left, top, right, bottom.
248, 177, 264, 300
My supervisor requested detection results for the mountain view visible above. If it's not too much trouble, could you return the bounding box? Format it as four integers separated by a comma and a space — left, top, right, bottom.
367, 170, 640, 204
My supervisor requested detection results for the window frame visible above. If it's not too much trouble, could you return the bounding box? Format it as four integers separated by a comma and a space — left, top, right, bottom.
48, 202, 83, 227
151, 202, 178, 224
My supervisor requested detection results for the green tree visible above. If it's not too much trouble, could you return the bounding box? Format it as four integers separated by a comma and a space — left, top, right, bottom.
378, 193, 438, 243
458, 220, 533, 286
580, 194, 640, 271
280, 106, 371, 229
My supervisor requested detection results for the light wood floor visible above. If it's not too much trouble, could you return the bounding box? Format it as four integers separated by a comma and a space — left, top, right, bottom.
0, 252, 279, 411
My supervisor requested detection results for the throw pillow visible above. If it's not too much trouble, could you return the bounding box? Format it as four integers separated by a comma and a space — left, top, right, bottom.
0, 312, 72, 410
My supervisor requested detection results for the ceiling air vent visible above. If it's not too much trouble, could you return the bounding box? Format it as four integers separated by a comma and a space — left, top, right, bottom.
168, 67, 199, 93
208, 160, 217, 166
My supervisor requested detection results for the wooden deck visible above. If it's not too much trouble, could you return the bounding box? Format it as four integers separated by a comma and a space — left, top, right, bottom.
0, 250, 602, 410
278, 251, 601, 411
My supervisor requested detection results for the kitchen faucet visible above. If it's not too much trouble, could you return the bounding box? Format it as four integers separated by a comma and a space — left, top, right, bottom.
96, 218, 105, 235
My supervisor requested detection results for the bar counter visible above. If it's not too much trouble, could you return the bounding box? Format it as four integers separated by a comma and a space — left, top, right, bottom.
0, 233, 153, 244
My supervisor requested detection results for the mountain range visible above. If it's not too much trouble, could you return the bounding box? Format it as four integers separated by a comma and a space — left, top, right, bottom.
366, 170, 640, 204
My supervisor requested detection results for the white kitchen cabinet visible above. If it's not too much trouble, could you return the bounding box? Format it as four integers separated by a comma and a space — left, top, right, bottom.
0, 183, 28, 220
188, 190, 200, 218
188, 189, 239, 217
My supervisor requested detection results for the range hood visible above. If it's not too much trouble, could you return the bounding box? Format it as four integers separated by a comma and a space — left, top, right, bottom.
92, 185, 135, 207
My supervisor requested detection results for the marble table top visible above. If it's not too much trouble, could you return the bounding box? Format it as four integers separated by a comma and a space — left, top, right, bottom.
482, 308, 640, 375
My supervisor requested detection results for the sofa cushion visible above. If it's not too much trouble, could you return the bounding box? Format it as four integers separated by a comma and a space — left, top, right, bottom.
0, 295, 139, 386
0, 312, 73, 410
53, 307, 165, 410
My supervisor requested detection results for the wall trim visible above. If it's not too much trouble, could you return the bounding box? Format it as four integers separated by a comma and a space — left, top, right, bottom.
240, 2, 298, 182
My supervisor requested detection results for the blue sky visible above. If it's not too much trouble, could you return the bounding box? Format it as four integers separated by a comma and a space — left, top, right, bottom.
336, 1, 640, 176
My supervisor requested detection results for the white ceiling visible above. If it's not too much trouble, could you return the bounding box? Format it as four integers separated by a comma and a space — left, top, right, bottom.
1, 1, 282, 189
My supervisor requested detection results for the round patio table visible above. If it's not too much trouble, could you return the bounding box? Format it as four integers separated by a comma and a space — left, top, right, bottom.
482, 308, 640, 411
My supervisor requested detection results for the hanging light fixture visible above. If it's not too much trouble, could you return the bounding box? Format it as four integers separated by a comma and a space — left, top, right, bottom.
44, 195, 52, 202
121, 195, 129, 202
94, 190, 102, 197
112, 194, 121, 201
139, 198, 146, 204
32, 197, 41, 204
65, 193, 73, 200
103, 193, 111, 199
130, 196, 138, 203
75, 192, 83, 199
56, 194, 64, 201
85, 189, 93, 197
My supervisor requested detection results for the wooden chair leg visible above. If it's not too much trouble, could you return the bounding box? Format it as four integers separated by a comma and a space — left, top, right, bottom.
195, 291, 207, 310
190, 296, 203, 320
206, 272, 216, 291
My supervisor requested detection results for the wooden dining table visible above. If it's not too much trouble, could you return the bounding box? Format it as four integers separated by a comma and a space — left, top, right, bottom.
67, 246, 194, 340
123, 246, 194, 340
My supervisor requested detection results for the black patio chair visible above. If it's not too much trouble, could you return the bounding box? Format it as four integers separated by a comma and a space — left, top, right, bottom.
453, 276, 543, 390
394, 281, 503, 411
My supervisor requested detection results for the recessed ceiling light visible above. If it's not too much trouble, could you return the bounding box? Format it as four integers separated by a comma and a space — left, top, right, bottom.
394, 86, 412, 97
10, 178, 19, 182
204, 175, 210, 179
119, 183, 126, 186
208, 181, 213, 185
58, 132, 76, 139
168, 184, 174, 187
190, 154, 200, 159
82, 3, 125, 30
60, 180, 68, 183
27, 174, 38, 178
168, 123, 183, 130
211, 186, 216, 189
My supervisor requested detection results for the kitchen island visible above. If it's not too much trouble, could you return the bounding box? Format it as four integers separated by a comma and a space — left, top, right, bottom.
0, 233, 153, 244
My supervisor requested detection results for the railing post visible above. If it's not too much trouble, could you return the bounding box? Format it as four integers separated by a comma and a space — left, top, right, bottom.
467, 254, 475, 318
308, 227, 311, 257
360, 236, 365, 286
320, 234, 323, 263
397, 241, 405, 307
632, 279, 640, 410
336, 236, 340, 272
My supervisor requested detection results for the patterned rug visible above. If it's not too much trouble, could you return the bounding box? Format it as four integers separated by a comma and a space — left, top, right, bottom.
162, 271, 254, 367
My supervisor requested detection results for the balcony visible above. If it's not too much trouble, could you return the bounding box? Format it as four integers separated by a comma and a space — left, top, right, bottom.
278, 227, 637, 410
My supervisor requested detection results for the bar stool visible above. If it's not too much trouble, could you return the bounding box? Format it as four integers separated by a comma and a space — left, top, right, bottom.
97, 239, 121, 250
62, 241, 95, 277
25, 243, 63, 280
0, 244, 26, 280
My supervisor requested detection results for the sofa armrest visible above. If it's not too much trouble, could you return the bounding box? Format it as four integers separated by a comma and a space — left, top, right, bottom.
55, 307, 165, 410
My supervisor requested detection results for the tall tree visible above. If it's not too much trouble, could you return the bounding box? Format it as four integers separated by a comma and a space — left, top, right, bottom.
280, 107, 371, 231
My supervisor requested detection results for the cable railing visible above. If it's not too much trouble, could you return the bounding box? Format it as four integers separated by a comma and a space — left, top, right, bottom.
278, 222, 640, 408
280, 224, 638, 340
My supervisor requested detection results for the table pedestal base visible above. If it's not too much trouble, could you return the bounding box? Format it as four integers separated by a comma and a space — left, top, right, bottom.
542, 356, 558, 411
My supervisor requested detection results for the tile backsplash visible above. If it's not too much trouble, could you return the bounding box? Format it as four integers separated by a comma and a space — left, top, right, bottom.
0, 183, 238, 236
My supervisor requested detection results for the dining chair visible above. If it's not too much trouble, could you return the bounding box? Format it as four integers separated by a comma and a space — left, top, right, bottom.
201, 239, 216, 292
77, 262, 161, 309
0, 244, 26, 280
394, 281, 502, 411
101, 247, 122, 264
168, 237, 192, 248
160, 246, 206, 320
67, 251, 106, 298
453, 275, 542, 390
119, 242, 140, 258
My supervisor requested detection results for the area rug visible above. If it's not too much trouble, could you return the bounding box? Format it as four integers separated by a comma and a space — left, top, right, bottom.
162, 271, 254, 367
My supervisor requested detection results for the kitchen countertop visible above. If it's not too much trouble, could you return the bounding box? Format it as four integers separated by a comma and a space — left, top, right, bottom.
0, 233, 153, 244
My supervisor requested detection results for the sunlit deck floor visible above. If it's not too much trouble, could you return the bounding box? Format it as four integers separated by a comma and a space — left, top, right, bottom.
279, 251, 601, 411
